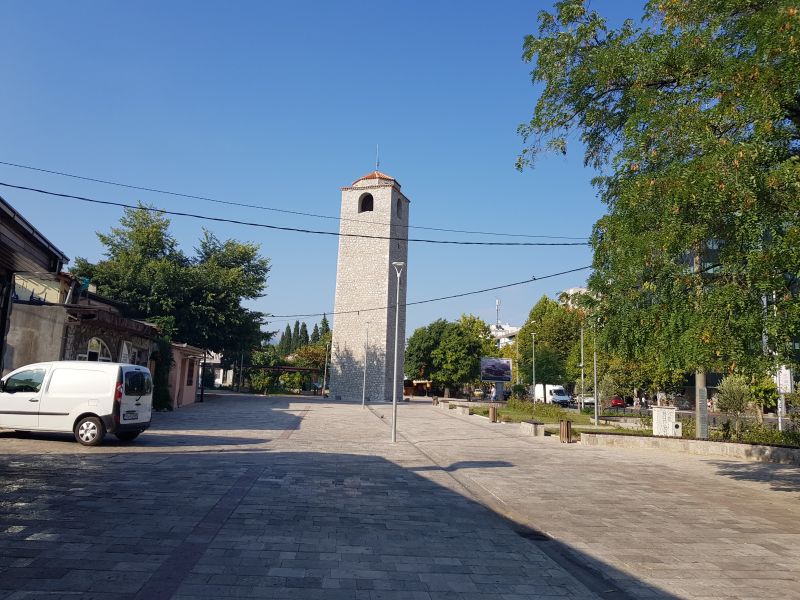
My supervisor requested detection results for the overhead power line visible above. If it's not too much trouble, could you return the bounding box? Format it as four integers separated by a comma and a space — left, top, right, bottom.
0, 159, 587, 241
268, 266, 591, 319
0, 182, 590, 247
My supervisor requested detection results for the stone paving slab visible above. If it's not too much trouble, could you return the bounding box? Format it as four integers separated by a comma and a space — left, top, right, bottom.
0, 394, 597, 600
372, 400, 800, 600
2, 393, 798, 599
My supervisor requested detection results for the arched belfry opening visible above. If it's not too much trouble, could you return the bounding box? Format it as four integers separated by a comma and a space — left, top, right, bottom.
358, 193, 374, 213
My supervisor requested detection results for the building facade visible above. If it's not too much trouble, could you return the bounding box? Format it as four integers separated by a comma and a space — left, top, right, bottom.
330, 171, 409, 403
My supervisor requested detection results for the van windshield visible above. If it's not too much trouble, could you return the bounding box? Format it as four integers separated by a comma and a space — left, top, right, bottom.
124, 371, 152, 396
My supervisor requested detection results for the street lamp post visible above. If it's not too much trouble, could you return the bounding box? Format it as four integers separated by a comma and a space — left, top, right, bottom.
593, 324, 599, 426
322, 341, 330, 398
580, 326, 585, 411
391, 261, 405, 443
362, 322, 370, 408
531, 332, 536, 402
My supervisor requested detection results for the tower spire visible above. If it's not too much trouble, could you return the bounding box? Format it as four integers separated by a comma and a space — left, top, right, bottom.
376, 144, 380, 171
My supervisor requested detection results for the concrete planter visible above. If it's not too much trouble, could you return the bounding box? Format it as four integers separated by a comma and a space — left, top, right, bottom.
519, 421, 545, 437
581, 433, 800, 466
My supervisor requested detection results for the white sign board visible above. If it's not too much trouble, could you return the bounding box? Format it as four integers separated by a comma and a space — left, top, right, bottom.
775, 366, 793, 395
652, 406, 678, 437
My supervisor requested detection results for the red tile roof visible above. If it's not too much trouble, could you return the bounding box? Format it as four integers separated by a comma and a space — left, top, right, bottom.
352, 170, 397, 185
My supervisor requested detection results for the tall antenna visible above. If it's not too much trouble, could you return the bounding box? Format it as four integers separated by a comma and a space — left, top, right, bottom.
495, 298, 501, 327
376, 144, 380, 171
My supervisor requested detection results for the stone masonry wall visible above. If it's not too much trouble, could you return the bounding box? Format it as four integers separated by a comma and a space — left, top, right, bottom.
331, 178, 409, 403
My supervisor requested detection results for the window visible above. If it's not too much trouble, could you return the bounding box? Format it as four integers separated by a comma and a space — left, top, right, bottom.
4, 369, 47, 394
125, 371, 152, 396
358, 193, 373, 213
86, 338, 112, 362
396, 197, 402, 218
186, 360, 195, 386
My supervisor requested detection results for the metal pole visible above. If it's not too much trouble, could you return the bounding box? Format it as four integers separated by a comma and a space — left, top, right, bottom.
593, 325, 599, 426
531, 332, 536, 402
391, 262, 405, 443
238, 351, 244, 392
322, 342, 330, 398
580, 326, 584, 411
362, 323, 369, 408
199, 352, 206, 403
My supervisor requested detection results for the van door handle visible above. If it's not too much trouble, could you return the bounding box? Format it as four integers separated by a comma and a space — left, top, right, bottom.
28, 398, 39, 403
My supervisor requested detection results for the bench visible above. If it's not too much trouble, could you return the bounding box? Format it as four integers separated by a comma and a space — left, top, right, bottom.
519, 420, 546, 437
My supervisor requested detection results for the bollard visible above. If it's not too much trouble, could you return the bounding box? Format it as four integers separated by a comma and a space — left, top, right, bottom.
559, 420, 573, 443
489, 404, 497, 423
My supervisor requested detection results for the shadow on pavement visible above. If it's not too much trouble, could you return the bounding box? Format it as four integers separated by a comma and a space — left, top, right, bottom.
708, 459, 800, 493
0, 449, 679, 600
0, 430, 269, 448
408, 460, 514, 472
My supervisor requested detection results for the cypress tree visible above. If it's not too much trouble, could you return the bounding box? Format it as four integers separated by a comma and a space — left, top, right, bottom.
319, 314, 330, 337
311, 324, 320, 344
299, 322, 309, 347
292, 321, 300, 351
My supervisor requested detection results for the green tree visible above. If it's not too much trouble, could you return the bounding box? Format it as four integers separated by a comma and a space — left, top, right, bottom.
310, 324, 320, 344
458, 314, 498, 359
430, 322, 482, 393
516, 296, 582, 386
73, 206, 270, 355
405, 319, 450, 380
519, 1, 800, 387
278, 324, 292, 356
319, 314, 331, 338
291, 321, 301, 352
299, 322, 310, 347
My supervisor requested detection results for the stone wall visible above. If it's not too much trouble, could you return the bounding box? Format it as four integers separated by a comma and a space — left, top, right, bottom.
3, 303, 66, 373
581, 433, 800, 466
331, 177, 409, 403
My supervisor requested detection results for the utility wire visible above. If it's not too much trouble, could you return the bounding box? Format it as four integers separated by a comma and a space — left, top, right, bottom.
0, 182, 590, 247
268, 266, 591, 319
0, 159, 587, 241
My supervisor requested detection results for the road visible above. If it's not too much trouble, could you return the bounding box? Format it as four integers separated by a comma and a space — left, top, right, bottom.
0, 392, 798, 599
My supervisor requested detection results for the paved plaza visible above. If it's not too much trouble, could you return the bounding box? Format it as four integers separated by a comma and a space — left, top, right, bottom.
0, 393, 798, 599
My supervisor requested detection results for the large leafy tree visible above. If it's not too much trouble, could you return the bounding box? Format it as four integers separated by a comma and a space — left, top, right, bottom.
520, 1, 800, 381
516, 296, 582, 386
405, 319, 450, 380
430, 322, 483, 392
73, 205, 271, 354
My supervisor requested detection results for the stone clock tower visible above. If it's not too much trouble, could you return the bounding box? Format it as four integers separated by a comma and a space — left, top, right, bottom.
330, 171, 409, 403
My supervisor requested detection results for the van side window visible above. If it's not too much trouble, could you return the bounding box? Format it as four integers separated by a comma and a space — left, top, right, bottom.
125, 371, 152, 396
5, 369, 47, 393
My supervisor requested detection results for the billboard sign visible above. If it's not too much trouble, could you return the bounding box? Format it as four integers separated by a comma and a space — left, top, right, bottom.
480, 357, 512, 382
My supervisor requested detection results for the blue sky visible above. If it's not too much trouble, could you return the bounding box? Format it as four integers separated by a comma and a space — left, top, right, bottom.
1, 0, 640, 337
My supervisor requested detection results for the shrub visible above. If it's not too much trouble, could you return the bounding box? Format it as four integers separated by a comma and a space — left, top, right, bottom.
511, 383, 529, 399
530, 402, 568, 421
716, 375, 753, 418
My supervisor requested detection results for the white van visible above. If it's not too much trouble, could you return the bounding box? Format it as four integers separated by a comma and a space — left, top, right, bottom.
0, 361, 153, 446
533, 383, 571, 406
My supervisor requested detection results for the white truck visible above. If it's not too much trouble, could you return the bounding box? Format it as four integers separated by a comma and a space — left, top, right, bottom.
533, 383, 571, 406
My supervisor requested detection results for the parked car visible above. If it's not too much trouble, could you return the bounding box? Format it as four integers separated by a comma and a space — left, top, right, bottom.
0, 361, 153, 446
610, 395, 625, 408
576, 394, 596, 406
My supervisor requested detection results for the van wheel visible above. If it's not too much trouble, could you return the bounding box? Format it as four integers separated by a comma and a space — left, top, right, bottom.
115, 431, 140, 442
74, 417, 105, 446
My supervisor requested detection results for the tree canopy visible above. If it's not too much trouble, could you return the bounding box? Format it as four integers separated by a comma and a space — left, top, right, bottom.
73, 205, 271, 354
520, 0, 800, 381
